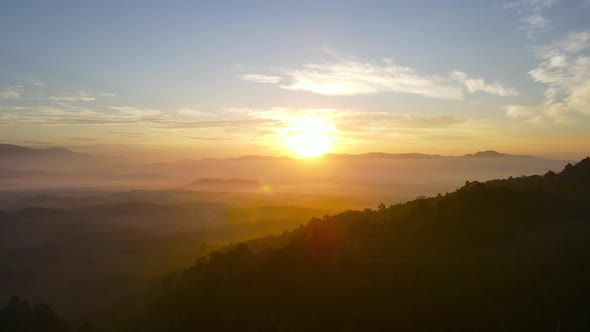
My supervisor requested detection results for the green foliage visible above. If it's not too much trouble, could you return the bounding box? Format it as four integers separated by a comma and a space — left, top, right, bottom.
0, 297, 71, 332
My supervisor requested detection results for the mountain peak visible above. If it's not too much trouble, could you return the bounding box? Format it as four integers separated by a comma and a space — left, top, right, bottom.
0, 143, 36, 154
560, 156, 590, 178
463, 150, 506, 158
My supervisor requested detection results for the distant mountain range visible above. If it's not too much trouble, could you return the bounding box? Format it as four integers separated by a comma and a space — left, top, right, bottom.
0, 143, 567, 164
323, 150, 546, 160
0, 143, 573, 194
0, 144, 86, 157
0, 144, 115, 171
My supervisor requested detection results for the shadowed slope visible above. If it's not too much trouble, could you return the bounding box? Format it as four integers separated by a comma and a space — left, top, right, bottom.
116, 157, 590, 332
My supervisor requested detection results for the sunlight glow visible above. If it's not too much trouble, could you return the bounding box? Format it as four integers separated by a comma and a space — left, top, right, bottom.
281, 114, 334, 158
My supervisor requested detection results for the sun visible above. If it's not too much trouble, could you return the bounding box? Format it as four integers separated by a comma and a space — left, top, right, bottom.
281, 114, 334, 158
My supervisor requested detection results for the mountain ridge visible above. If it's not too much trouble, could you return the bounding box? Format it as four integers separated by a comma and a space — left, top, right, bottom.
0, 143, 569, 163
111, 156, 590, 331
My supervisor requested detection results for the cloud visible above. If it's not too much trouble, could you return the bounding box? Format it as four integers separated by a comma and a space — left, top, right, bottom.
163, 119, 276, 130
503, 0, 557, 37
333, 112, 489, 143
278, 59, 464, 99
0, 103, 167, 127
505, 105, 536, 118
219, 106, 487, 143
0, 102, 264, 133
520, 13, 549, 32
241, 52, 515, 100
241, 74, 283, 84
176, 108, 215, 117
450, 71, 518, 96
0, 101, 489, 146
50, 92, 95, 102
108, 131, 151, 137
506, 31, 590, 123
109, 106, 161, 117
504, 105, 545, 123
66, 137, 102, 142
183, 136, 234, 141
0, 104, 110, 118
335, 113, 471, 135
0, 86, 22, 99
0, 113, 132, 126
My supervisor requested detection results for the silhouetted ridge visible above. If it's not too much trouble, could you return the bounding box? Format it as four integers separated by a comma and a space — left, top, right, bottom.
0, 297, 70, 332
0, 144, 37, 155
107, 157, 590, 332
560, 157, 590, 179
463, 150, 510, 158
0, 144, 77, 156
324, 152, 442, 160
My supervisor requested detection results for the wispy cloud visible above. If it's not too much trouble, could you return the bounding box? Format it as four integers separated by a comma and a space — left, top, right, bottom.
504, 105, 545, 124
0, 101, 277, 139
176, 108, 215, 117
66, 137, 102, 142
221, 106, 489, 143
109, 106, 161, 117
241, 53, 516, 100
0, 113, 132, 126
0, 103, 166, 127
108, 131, 152, 138
506, 31, 590, 123
241, 74, 283, 84
278, 59, 463, 99
0, 86, 23, 99
521, 13, 550, 32
450, 71, 518, 96
50, 91, 95, 102
0, 104, 109, 118
183, 136, 234, 141
503, 0, 557, 37
163, 119, 276, 130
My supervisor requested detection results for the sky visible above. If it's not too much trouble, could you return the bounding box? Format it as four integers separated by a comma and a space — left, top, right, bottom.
1, 0, 590, 161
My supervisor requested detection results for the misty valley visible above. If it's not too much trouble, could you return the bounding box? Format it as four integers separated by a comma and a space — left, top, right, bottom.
3, 2, 590, 330
2, 144, 590, 331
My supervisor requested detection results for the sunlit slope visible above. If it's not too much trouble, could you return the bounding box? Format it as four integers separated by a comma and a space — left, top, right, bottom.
118, 158, 590, 331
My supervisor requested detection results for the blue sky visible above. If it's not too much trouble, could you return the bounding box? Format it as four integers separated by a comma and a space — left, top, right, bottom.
1, 0, 590, 160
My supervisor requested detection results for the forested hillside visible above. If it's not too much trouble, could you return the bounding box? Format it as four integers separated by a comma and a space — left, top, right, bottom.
108, 157, 590, 331
3, 158, 590, 331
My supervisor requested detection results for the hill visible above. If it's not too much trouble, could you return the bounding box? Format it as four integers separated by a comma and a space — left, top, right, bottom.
0, 144, 570, 196
0, 144, 116, 171
110, 158, 590, 331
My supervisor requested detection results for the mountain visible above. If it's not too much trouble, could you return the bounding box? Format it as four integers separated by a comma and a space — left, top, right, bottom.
150, 150, 570, 190
185, 178, 264, 192
0, 144, 572, 198
112, 157, 590, 331
323, 152, 442, 160
462, 150, 542, 159
0, 144, 116, 171
463, 150, 508, 158
0, 144, 80, 157
0, 144, 38, 155
305, 150, 545, 160
0, 297, 70, 332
